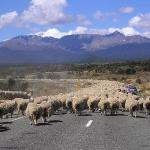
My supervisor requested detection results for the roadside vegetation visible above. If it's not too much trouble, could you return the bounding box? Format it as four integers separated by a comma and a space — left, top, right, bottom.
0, 59, 149, 97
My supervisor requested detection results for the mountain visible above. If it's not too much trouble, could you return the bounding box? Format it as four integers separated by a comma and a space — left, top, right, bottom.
0, 32, 150, 64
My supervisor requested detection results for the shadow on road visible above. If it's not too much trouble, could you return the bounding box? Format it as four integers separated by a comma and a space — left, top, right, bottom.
108, 113, 128, 116
36, 122, 51, 126
53, 111, 67, 115
48, 120, 63, 123
136, 116, 147, 119
79, 113, 92, 116
0, 125, 10, 132
0, 121, 13, 125
36, 120, 63, 126
22, 132, 36, 135
0, 146, 24, 149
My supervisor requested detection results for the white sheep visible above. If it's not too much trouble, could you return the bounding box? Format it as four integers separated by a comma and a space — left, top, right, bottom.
0, 100, 17, 118
25, 103, 44, 125
72, 95, 89, 116
14, 98, 30, 115
87, 96, 100, 112
143, 97, 150, 115
125, 98, 139, 118
34, 96, 48, 104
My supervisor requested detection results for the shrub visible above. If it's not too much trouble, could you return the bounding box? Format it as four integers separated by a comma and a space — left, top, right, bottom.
8, 78, 15, 90
135, 78, 142, 84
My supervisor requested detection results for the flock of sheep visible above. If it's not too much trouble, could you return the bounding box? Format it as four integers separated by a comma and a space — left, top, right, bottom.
0, 80, 150, 126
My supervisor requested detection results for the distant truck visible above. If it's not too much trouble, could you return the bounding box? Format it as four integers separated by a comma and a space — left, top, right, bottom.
126, 84, 139, 95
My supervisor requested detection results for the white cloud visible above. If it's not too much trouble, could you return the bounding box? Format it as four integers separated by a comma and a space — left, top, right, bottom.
35, 27, 89, 38
77, 15, 91, 26
94, 11, 105, 21
108, 27, 139, 36
129, 13, 150, 30
71, 26, 88, 34
35, 26, 141, 39
21, 0, 73, 25
94, 11, 119, 22
0, 11, 18, 29
119, 7, 134, 14
36, 28, 68, 38
143, 32, 150, 38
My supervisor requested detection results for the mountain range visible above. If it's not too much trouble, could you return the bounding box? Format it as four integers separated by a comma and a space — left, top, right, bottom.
0, 31, 150, 64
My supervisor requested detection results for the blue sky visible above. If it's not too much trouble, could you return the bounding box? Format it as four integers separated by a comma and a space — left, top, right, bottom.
0, 0, 150, 41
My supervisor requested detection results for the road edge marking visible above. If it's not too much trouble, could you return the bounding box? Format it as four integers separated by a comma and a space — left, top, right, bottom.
11, 116, 24, 122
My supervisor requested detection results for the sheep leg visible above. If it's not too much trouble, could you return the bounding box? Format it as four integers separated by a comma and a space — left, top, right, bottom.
74, 110, 77, 116
115, 109, 118, 115
104, 110, 106, 116
71, 109, 74, 114
146, 109, 148, 116
33, 119, 37, 125
100, 111, 102, 115
22, 110, 25, 116
10, 112, 13, 118
29, 116, 33, 125
17, 107, 20, 114
88, 107, 91, 112
42, 117, 47, 123
134, 111, 137, 118
130, 111, 133, 117
48, 112, 52, 118
100, 110, 103, 115
32, 115, 37, 125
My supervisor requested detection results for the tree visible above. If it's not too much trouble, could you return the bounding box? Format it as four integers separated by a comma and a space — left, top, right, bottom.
21, 82, 29, 91
125, 67, 136, 75
8, 78, 15, 90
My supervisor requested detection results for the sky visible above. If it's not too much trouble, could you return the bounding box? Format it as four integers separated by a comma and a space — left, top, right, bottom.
0, 0, 150, 41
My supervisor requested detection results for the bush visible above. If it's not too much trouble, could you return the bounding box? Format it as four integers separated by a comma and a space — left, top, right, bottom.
135, 78, 142, 84
0, 81, 8, 90
20, 82, 29, 91
8, 78, 16, 90
125, 68, 136, 75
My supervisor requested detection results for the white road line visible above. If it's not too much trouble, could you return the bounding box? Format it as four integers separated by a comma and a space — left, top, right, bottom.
85, 120, 93, 128
11, 116, 24, 122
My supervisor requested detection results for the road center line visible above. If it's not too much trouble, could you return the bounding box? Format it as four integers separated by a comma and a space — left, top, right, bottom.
11, 116, 24, 122
85, 120, 93, 128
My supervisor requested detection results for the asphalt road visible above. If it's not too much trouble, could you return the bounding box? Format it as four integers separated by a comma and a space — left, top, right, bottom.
0, 111, 150, 150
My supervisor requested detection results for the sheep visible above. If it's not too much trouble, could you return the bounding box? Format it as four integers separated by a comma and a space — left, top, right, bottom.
98, 100, 110, 116
138, 98, 144, 112
72, 95, 89, 116
143, 97, 150, 115
34, 96, 48, 104
109, 97, 120, 115
0, 100, 17, 118
39, 101, 54, 122
113, 92, 127, 112
0, 91, 31, 100
0, 100, 10, 104
59, 94, 67, 109
87, 96, 100, 112
66, 96, 74, 113
48, 96, 62, 112
127, 93, 140, 100
125, 99, 139, 118
14, 98, 30, 115
25, 103, 44, 125
118, 97, 126, 112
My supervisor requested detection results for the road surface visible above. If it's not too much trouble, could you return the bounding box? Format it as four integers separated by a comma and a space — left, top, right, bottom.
0, 111, 150, 150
